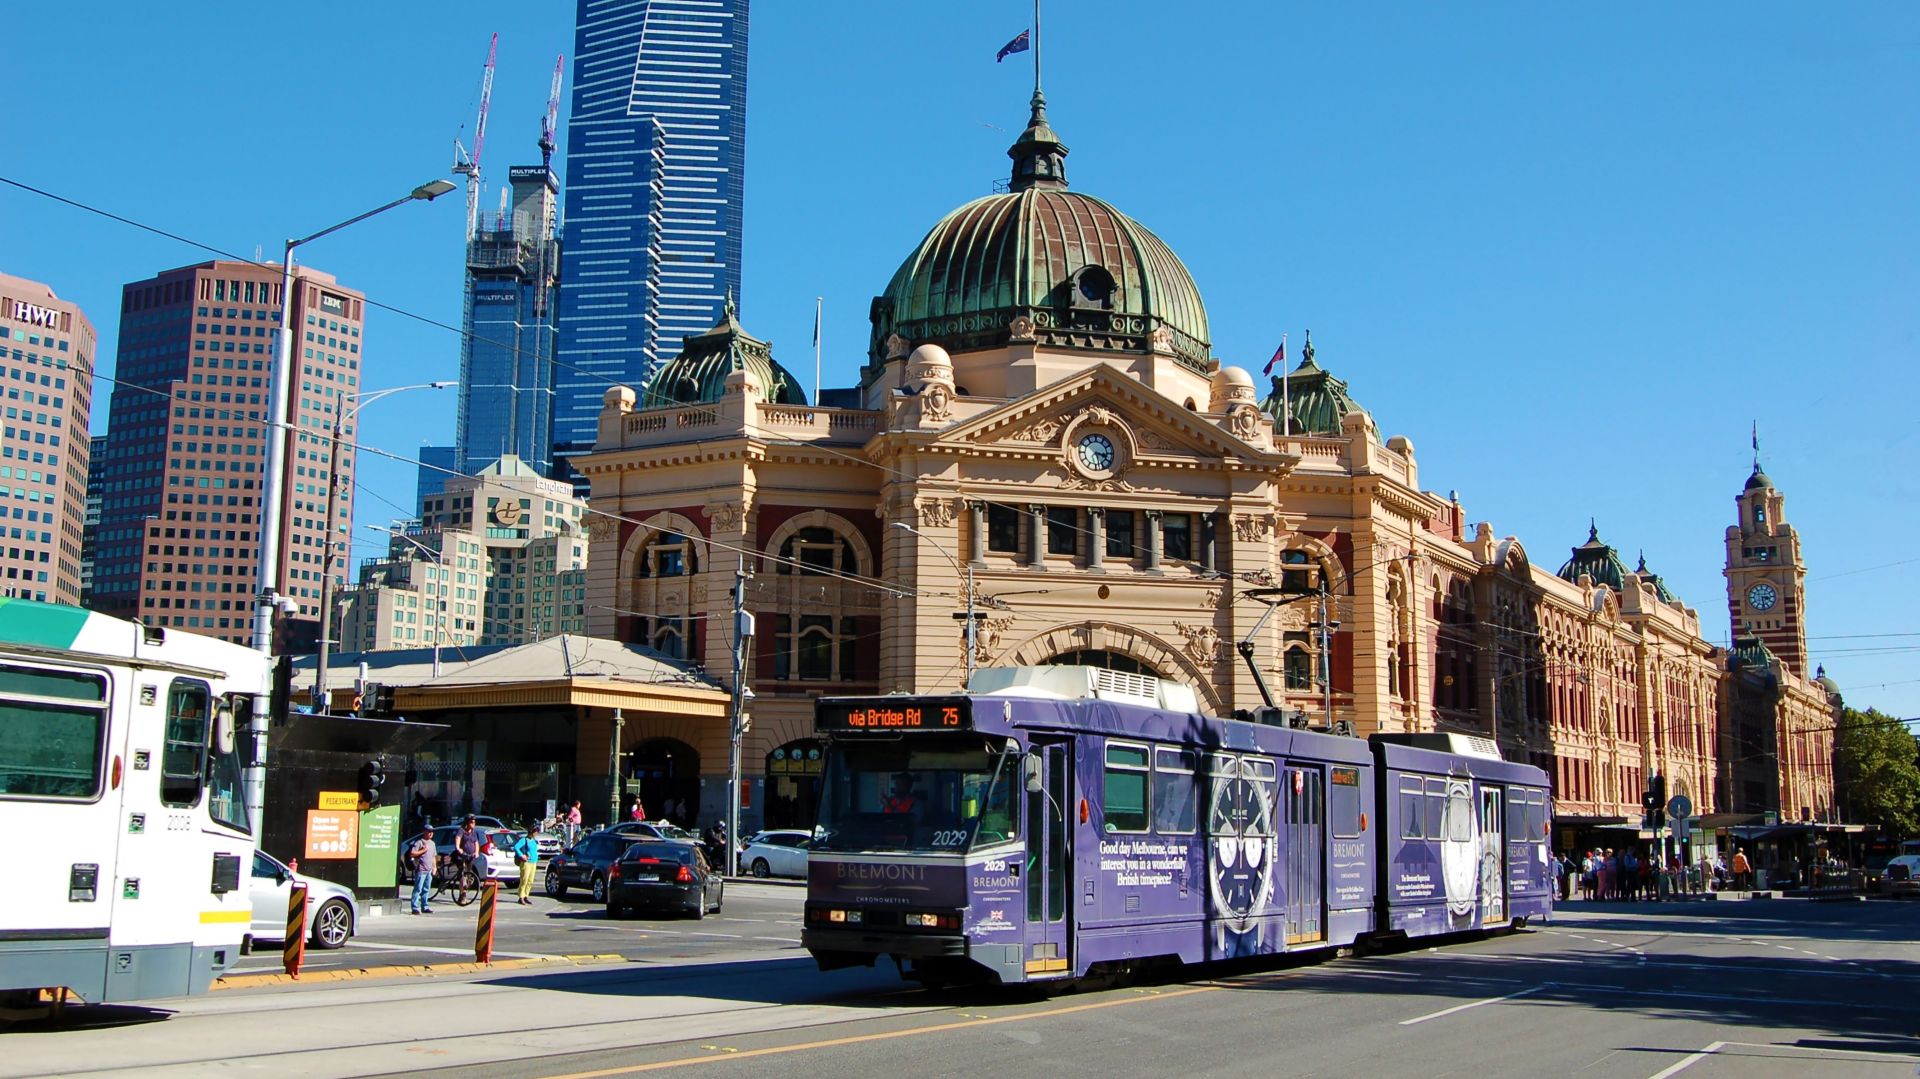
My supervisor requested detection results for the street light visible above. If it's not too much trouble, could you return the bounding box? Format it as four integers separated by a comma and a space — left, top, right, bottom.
365, 523, 449, 680
892, 521, 977, 688
314, 381, 455, 710
245, 177, 456, 834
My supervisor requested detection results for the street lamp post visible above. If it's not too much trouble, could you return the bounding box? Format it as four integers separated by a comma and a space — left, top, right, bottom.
244, 178, 456, 835
315, 381, 454, 710
365, 524, 449, 679
892, 521, 976, 688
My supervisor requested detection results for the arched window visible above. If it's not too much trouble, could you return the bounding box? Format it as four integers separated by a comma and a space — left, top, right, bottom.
778, 527, 857, 575
763, 515, 877, 687
1280, 549, 1319, 594
1045, 649, 1160, 677
637, 531, 697, 578
1284, 642, 1314, 691
649, 618, 688, 660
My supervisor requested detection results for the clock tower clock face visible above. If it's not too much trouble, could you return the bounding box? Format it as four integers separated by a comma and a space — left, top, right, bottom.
1746, 582, 1777, 611
1075, 433, 1115, 472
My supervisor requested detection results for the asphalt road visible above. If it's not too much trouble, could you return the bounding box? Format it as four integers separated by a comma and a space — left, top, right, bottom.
226, 879, 809, 976
6, 895, 1917, 1078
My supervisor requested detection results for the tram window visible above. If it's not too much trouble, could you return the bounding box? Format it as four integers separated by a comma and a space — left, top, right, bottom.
1103, 743, 1150, 833
0, 664, 108, 800
1423, 780, 1449, 841
1506, 793, 1526, 841
1330, 767, 1362, 838
1152, 747, 1197, 834
1398, 780, 1423, 839
160, 679, 211, 808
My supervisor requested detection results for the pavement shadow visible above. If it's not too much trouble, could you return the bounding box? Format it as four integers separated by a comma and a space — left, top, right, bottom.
0, 1002, 176, 1034
1218, 936, 1920, 1046
1556, 898, 1920, 947
482, 956, 906, 1008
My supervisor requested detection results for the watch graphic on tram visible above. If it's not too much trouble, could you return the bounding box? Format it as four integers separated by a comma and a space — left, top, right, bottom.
1206, 760, 1275, 932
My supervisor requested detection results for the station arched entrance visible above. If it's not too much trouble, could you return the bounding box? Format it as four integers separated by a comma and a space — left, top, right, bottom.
764, 738, 826, 831
625, 737, 699, 827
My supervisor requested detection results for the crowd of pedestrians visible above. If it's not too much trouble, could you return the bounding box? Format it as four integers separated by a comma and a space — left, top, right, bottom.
1549, 847, 1745, 900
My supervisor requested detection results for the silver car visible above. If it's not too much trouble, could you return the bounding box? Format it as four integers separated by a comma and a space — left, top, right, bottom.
247, 850, 358, 950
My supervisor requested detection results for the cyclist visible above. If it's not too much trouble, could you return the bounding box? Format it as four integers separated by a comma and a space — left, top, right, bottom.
454, 815, 486, 878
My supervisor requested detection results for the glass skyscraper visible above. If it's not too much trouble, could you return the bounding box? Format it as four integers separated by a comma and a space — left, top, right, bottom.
457, 163, 562, 478
552, 0, 751, 479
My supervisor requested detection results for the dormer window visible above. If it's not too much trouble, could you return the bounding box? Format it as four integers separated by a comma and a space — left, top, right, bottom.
1753, 502, 1767, 527
1069, 265, 1116, 309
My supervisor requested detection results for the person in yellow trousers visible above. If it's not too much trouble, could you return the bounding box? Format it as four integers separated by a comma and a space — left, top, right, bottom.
512, 831, 539, 905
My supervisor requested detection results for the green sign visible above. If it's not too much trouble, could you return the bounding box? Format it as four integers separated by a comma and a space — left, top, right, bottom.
357, 804, 401, 889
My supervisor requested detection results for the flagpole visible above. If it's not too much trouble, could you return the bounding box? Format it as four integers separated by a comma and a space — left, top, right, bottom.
1034, 0, 1043, 95
814, 295, 823, 404
1281, 332, 1291, 437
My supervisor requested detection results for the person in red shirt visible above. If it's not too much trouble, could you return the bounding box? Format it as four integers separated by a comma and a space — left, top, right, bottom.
882, 775, 919, 815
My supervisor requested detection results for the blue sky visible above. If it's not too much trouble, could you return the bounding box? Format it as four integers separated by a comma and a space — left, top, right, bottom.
4, 3, 1915, 716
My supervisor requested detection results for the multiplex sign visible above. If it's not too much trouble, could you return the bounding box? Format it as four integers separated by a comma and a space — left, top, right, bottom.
6, 298, 59, 328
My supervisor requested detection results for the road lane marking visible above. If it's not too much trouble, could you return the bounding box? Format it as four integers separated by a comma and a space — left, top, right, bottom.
1644, 1040, 1725, 1079
534, 984, 1225, 1078
1398, 985, 1544, 1026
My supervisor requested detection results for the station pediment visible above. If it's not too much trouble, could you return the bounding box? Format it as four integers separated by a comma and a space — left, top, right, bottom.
934, 366, 1292, 470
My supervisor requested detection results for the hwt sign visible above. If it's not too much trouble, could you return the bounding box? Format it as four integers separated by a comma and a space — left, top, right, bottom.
7, 299, 58, 328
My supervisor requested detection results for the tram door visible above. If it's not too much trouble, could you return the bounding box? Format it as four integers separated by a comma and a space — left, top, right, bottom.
1480, 787, 1506, 923
1284, 766, 1325, 945
1023, 741, 1072, 977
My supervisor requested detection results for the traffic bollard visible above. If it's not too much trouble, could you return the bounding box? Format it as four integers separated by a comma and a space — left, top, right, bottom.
283, 883, 308, 979
475, 879, 498, 964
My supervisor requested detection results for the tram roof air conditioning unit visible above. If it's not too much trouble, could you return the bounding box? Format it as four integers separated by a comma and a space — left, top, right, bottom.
966, 665, 1202, 714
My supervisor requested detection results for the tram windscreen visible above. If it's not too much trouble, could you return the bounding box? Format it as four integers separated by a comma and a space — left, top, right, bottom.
813, 738, 1016, 853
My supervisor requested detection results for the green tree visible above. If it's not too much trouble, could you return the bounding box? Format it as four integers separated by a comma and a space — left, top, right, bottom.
1834, 707, 1920, 837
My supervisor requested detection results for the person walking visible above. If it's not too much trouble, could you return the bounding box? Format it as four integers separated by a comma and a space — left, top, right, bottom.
1731, 848, 1752, 891
408, 826, 437, 914
629, 796, 647, 822
511, 830, 539, 905
566, 800, 583, 846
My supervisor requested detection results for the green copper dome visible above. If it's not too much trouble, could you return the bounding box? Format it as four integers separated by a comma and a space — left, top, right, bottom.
1557, 522, 1631, 591
867, 93, 1211, 375
642, 296, 807, 410
1634, 553, 1679, 604
1256, 333, 1373, 438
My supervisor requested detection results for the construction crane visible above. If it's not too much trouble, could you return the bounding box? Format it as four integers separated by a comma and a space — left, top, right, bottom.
451, 32, 498, 241
540, 54, 564, 170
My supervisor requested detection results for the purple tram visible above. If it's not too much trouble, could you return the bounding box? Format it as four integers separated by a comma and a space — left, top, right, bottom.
802, 667, 1553, 987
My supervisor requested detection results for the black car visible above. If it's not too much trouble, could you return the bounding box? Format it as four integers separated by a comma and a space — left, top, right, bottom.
605, 841, 724, 919
545, 832, 645, 903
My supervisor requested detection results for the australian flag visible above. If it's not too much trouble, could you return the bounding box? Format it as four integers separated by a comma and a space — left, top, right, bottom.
996, 29, 1030, 63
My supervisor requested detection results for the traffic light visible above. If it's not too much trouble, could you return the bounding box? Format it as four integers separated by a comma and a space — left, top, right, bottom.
359, 682, 395, 716
1651, 773, 1667, 812
359, 758, 386, 808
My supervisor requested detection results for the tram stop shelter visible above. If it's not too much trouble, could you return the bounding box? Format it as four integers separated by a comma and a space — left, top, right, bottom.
289, 635, 732, 831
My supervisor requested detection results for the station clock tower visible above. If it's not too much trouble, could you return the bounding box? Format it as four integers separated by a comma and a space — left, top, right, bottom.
1724, 461, 1808, 675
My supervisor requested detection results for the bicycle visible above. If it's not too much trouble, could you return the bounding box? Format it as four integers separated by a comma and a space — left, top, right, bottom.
431, 855, 483, 907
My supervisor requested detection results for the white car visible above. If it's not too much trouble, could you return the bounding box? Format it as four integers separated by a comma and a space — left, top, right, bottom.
1885, 855, 1920, 898
247, 850, 358, 950
740, 830, 812, 878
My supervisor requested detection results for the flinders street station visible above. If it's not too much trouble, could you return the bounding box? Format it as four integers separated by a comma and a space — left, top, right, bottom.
575, 90, 1841, 853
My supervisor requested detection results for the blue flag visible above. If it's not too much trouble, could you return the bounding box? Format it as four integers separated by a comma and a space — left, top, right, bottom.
996, 29, 1030, 63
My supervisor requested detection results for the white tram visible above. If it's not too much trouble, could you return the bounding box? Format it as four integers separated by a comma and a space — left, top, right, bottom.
0, 599, 267, 1004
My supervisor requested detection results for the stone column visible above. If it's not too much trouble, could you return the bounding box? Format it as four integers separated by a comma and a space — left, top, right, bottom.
1144, 510, 1163, 572
967, 501, 986, 566
1027, 504, 1046, 568
1087, 508, 1106, 571
1201, 513, 1218, 573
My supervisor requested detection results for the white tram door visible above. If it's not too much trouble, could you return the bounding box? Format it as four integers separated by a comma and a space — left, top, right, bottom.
1284, 767, 1325, 945
1479, 786, 1506, 924
1022, 740, 1072, 977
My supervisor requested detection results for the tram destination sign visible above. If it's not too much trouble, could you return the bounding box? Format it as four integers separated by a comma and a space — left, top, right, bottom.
816, 697, 972, 733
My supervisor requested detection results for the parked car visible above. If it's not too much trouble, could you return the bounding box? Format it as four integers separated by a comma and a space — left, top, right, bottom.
546, 831, 647, 902
1884, 855, 1920, 899
739, 829, 812, 878
604, 820, 700, 843
247, 851, 357, 950
605, 841, 724, 919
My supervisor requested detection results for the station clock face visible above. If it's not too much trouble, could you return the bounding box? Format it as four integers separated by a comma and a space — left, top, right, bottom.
1746, 582, 1778, 612
1075, 433, 1115, 472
